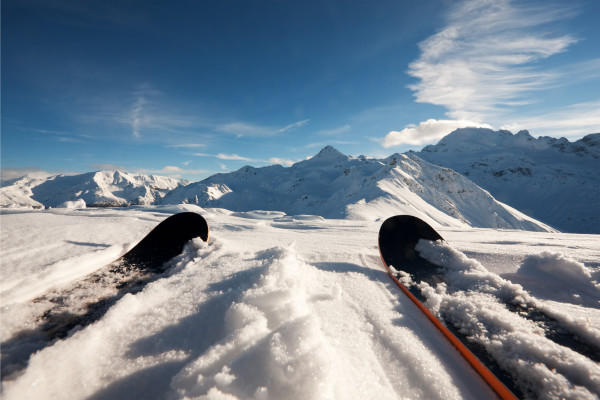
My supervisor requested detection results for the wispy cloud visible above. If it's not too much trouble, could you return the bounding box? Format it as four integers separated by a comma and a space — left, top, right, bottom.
383, 119, 492, 147
194, 152, 255, 162
1, 167, 53, 183
277, 119, 310, 133
194, 152, 297, 166
137, 165, 207, 178
216, 153, 253, 161
217, 119, 309, 137
407, 0, 578, 122
130, 96, 147, 138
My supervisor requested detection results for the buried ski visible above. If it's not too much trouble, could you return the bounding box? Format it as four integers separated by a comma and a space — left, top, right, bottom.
1, 212, 209, 379
378, 215, 517, 400
379, 215, 600, 399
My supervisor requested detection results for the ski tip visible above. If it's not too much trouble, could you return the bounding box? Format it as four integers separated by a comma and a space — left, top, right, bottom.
378, 215, 443, 262
122, 212, 209, 266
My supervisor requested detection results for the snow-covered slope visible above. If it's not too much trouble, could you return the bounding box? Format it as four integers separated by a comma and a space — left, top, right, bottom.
0, 171, 186, 208
416, 128, 600, 233
160, 146, 552, 231
0, 175, 47, 209
1, 207, 599, 399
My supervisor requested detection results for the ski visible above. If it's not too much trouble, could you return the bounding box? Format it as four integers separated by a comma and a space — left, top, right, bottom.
379, 215, 600, 399
2, 212, 209, 379
379, 215, 518, 400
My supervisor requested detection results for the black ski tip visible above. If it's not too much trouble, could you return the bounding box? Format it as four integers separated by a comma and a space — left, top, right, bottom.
379, 215, 443, 264
122, 212, 209, 269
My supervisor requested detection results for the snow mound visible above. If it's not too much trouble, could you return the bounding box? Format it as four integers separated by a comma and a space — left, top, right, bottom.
57, 199, 86, 209
518, 252, 600, 307
171, 244, 333, 399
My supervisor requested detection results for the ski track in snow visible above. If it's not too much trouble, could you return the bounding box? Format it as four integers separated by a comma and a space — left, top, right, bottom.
1, 206, 599, 400
416, 240, 600, 399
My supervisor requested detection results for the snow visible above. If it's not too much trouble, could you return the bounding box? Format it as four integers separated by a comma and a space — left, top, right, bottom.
1, 147, 556, 232
1, 206, 599, 399
417, 128, 600, 233
415, 239, 600, 398
0, 171, 186, 208
161, 151, 554, 232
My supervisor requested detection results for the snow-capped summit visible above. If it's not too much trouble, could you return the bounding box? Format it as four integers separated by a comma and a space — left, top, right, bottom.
422, 127, 600, 159
313, 145, 348, 160
417, 128, 600, 233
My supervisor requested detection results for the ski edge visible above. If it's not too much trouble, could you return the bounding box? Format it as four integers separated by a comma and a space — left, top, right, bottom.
378, 249, 518, 400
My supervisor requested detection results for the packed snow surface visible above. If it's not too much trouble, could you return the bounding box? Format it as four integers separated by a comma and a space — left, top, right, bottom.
1, 206, 599, 399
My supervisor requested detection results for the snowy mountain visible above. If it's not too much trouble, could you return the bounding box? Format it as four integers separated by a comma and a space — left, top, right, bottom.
0, 170, 186, 208
0, 147, 554, 231
160, 146, 552, 231
416, 128, 600, 233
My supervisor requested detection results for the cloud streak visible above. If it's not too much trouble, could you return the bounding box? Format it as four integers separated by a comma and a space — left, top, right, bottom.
217, 119, 309, 137
194, 152, 255, 162
407, 0, 578, 122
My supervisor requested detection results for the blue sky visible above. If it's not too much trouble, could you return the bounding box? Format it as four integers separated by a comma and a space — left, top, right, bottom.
2, 0, 599, 181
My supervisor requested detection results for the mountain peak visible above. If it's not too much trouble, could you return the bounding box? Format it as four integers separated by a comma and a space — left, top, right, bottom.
314, 146, 346, 159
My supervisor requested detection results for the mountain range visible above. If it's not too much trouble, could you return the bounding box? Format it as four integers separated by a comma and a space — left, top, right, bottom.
2, 128, 597, 233
416, 128, 599, 233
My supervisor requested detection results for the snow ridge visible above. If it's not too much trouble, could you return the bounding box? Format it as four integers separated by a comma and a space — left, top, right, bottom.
417, 128, 600, 233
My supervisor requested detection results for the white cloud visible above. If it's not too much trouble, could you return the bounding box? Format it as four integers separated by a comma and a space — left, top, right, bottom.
194, 152, 254, 162
216, 153, 253, 161
277, 119, 310, 133
408, 0, 578, 122
269, 157, 295, 167
130, 96, 147, 138
1, 167, 53, 182
160, 166, 184, 173
137, 165, 207, 178
218, 119, 309, 137
383, 119, 492, 147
